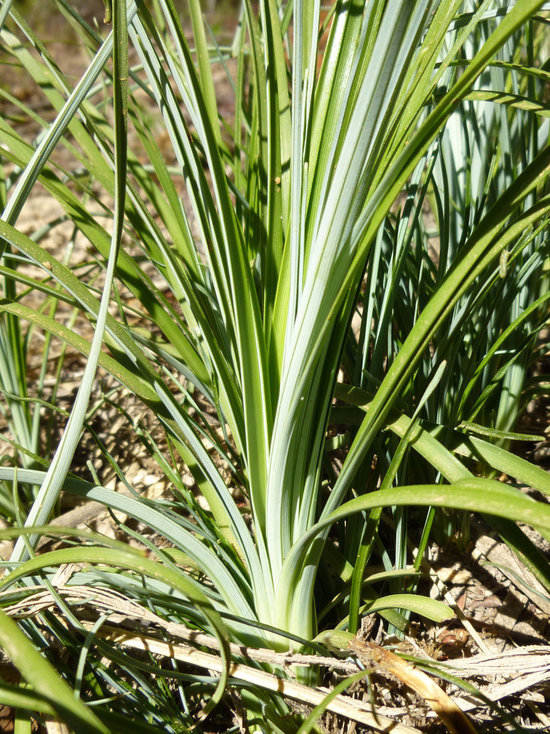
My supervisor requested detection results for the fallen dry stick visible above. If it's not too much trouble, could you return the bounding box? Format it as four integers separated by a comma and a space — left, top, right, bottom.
88, 623, 422, 734
348, 638, 478, 734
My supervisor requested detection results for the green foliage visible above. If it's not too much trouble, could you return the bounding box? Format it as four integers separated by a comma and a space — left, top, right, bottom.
0, 0, 548, 730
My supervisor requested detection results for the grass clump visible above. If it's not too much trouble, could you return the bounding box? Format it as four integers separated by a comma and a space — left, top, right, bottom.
0, 0, 549, 731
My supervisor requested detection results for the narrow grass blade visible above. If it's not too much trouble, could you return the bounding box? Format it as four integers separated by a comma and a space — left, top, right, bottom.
8, 0, 129, 563
0, 610, 109, 733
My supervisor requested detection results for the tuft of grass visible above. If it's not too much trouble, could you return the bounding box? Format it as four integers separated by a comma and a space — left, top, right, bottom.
0, 0, 549, 730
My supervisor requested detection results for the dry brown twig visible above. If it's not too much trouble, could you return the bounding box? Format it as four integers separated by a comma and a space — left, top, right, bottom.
347, 637, 478, 734
85, 623, 423, 734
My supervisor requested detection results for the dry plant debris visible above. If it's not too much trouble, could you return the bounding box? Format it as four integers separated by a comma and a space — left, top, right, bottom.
2, 580, 550, 732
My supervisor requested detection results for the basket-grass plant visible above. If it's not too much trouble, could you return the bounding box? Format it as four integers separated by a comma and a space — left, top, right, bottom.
0, 0, 549, 730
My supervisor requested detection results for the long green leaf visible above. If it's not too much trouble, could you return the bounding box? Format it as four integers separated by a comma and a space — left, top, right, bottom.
0, 610, 108, 734
1, 544, 230, 711
281, 478, 550, 610
8, 0, 129, 563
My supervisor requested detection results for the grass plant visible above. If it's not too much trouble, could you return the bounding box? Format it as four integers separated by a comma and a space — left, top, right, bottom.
0, 0, 549, 730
